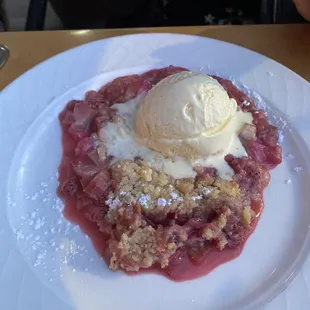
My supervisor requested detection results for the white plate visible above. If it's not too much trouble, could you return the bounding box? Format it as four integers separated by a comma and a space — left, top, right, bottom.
1, 34, 310, 310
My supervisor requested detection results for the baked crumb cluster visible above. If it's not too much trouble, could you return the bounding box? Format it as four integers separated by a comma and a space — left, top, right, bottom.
103, 159, 255, 272
107, 160, 242, 214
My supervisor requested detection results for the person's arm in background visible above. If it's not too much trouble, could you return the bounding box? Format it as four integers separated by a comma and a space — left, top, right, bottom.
293, 0, 310, 20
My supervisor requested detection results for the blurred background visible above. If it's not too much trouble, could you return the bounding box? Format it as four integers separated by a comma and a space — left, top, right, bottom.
0, 0, 308, 31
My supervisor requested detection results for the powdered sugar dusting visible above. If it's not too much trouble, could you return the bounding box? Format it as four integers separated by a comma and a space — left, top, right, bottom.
7, 175, 95, 280
34, 251, 47, 267
192, 195, 203, 201
293, 166, 303, 173
242, 100, 251, 106
157, 198, 167, 207
285, 154, 294, 159
170, 192, 184, 202
138, 194, 151, 208
203, 187, 213, 196
105, 198, 120, 209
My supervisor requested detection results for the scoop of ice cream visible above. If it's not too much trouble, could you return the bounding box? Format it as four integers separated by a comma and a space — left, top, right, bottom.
135, 71, 238, 159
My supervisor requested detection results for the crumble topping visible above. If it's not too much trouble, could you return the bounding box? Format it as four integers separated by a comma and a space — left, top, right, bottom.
98, 158, 259, 271
106, 159, 243, 217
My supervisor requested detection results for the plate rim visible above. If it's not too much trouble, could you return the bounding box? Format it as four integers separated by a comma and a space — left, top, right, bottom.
1, 33, 310, 98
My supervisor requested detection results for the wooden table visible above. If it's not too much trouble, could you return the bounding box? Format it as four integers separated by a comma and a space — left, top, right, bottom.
1, 24, 310, 90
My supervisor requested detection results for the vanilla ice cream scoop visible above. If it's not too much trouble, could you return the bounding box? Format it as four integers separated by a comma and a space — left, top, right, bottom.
135, 72, 239, 159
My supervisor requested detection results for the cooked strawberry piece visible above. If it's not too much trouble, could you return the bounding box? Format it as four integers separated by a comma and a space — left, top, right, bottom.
75, 136, 96, 158
212, 75, 256, 111
225, 155, 270, 195
99, 75, 151, 105
244, 140, 282, 168
142, 65, 189, 85
194, 165, 218, 177
71, 160, 101, 187
239, 123, 257, 142
65, 101, 97, 140
223, 212, 248, 248
84, 170, 112, 200
187, 244, 211, 265
257, 124, 279, 148
95, 105, 116, 129
156, 225, 188, 246
60, 178, 79, 197
85, 90, 107, 108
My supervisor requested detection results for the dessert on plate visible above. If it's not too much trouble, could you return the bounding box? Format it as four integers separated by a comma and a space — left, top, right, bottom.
57, 66, 282, 281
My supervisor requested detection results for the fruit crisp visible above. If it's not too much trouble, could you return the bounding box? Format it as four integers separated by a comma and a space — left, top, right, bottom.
57, 66, 282, 281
